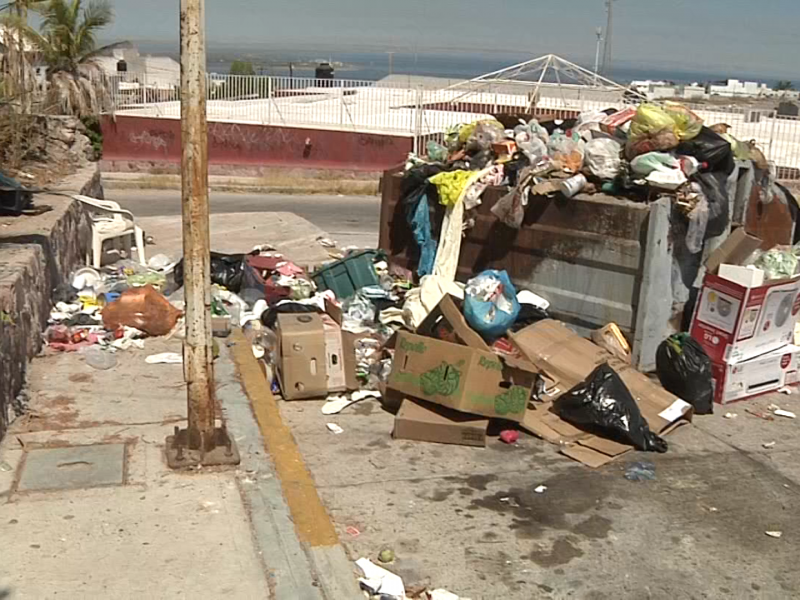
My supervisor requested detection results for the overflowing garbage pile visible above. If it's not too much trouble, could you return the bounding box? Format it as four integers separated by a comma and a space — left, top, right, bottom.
45, 258, 184, 369
404, 102, 796, 268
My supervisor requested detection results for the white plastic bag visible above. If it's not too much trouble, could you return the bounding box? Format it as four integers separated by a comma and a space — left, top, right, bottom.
584, 138, 622, 180
686, 195, 709, 254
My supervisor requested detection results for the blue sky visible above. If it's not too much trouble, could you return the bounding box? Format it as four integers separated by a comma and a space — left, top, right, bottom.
103, 0, 799, 79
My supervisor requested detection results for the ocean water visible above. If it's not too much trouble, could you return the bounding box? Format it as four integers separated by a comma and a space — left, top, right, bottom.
145, 42, 787, 87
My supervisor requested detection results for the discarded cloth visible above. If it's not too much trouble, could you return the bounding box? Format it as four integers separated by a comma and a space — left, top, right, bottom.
410, 192, 437, 277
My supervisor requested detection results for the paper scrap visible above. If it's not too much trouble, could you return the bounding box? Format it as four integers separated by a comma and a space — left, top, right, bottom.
778, 386, 794, 395
723, 412, 738, 419
534, 485, 547, 494
145, 352, 183, 364
766, 531, 783, 539
326, 423, 344, 435
658, 399, 692, 423
431, 589, 468, 600
763, 441, 777, 448
774, 409, 797, 419
356, 557, 405, 598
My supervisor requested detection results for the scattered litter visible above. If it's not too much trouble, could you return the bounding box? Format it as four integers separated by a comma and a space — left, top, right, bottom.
356, 557, 405, 599
534, 485, 547, 494
708, 507, 719, 513
499, 430, 520, 445
624, 461, 657, 482
321, 390, 381, 415
83, 346, 118, 370
778, 386, 794, 395
769, 404, 797, 419
0, 461, 12, 472
724, 412, 738, 419
326, 423, 344, 435
765, 531, 783, 539
378, 548, 395, 563
316, 236, 337, 248
763, 441, 776, 448
145, 352, 183, 365
345, 526, 360, 537
745, 408, 774, 421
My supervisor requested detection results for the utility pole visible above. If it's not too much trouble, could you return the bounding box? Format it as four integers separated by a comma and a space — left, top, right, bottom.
166, 0, 238, 468
387, 51, 395, 76
594, 27, 603, 86
601, 0, 615, 76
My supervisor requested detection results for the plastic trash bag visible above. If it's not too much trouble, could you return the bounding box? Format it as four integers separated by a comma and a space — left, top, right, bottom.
464, 270, 521, 341
557, 363, 668, 452
664, 103, 703, 141
548, 130, 585, 172
102, 284, 182, 337
675, 127, 735, 175
630, 151, 680, 177
753, 246, 799, 280
629, 104, 676, 141
426, 140, 448, 162
626, 128, 680, 160
584, 138, 622, 179
685, 193, 709, 254
174, 252, 247, 293
656, 333, 713, 415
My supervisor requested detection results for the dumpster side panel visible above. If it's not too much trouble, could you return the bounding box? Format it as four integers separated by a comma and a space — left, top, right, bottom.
379, 172, 655, 349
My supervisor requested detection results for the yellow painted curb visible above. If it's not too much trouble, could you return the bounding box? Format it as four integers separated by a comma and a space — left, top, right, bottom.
230, 329, 339, 547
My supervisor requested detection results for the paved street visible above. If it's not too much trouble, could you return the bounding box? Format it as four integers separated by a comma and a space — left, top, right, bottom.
110, 190, 381, 249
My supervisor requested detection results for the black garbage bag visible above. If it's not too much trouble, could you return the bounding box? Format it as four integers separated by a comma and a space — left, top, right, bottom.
174, 252, 247, 293
676, 126, 735, 175
510, 303, 550, 332
557, 363, 668, 453
260, 302, 321, 329
656, 333, 713, 415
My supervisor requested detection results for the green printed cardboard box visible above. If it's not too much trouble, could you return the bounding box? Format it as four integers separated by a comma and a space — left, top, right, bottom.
388, 332, 534, 422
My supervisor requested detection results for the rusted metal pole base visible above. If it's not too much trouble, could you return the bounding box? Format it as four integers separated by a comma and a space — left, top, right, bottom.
165, 425, 240, 469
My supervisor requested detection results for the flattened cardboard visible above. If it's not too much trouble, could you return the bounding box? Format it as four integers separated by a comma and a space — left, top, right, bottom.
388, 332, 534, 422
511, 320, 693, 467
393, 398, 489, 447
321, 314, 347, 392
704, 228, 762, 276
323, 299, 360, 391
416, 294, 490, 351
276, 313, 328, 400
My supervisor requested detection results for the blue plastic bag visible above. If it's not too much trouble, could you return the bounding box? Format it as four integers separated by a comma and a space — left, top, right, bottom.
463, 270, 520, 341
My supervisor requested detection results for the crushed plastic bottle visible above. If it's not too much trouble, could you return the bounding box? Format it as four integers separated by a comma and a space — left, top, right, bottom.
83, 346, 118, 370
624, 461, 656, 482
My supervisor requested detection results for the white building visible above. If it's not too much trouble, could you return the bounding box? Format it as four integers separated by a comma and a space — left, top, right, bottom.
94, 48, 180, 90
708, 79, 769, 98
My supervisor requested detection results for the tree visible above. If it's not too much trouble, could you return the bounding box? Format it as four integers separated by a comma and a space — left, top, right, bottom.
229, 60, 255, 77
775, 81, 795, 91
0, 1, 47, 106
25, 0, 123, 117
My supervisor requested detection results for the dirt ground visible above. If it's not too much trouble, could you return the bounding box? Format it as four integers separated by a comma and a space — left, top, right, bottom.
280, 389, 800, 599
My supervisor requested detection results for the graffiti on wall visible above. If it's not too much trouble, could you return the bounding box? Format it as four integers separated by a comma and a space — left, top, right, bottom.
208, 122, 297, 153
128, 129, 176, 152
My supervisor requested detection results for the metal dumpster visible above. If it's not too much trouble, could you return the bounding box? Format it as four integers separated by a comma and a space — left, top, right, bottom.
379, 168, 675, 371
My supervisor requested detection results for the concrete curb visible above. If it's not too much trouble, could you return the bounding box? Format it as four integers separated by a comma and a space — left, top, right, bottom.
227, 330, 363, 600
102, 172, 379, 196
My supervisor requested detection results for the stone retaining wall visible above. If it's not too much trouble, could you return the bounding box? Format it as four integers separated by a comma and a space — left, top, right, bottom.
0, 166, 100, 439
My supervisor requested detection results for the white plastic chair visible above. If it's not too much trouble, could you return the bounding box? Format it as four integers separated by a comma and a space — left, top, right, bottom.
73, 194, 146, 268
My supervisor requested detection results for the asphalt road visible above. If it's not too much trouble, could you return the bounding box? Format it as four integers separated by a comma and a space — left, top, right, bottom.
110, 189, 381, 246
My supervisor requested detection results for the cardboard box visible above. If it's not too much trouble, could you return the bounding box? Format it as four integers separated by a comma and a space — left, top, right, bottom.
393, 398, 489, 447
388, 332, 534, 423
323, 299, 360, 391
690, 229, 800, 364
711, 344, 800, 404
416, 294, 490, 351
276, 313, 346, 400
510, 320, 693, 467
600, 107, 636, 137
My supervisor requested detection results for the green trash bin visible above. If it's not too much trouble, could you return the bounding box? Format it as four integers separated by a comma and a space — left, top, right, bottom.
311, 250, 382, 299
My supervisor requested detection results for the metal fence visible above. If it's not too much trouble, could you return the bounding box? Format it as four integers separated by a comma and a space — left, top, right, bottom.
108, 71, 800, 179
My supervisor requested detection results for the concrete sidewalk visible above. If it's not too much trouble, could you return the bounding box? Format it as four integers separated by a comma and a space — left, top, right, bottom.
0, 334, 361, 599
